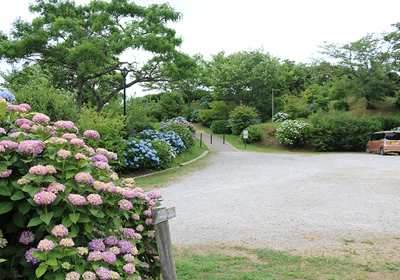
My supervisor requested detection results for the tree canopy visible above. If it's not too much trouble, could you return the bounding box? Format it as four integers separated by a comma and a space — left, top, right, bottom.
0, 0, 186, 112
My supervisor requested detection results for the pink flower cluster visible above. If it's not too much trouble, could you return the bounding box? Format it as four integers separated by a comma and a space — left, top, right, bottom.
57, 149, 71, 159
89, 239, 105, 251
53, 120, 75, 131
75, 152, 87, 160
32, 113, 50, 123
47, 182, 66, 193
70, 138, 85, 146
74, 172, 94, 184
9, 131, 28, 139
19, 231, 35, 244
94, 161, 110, 171
33, 191, 56, 205
83, 130, 100, 139
18, 140, 45, 154
82, 271, 96, 280
118, 199, 133, 211
87, 194, 103, 206
0, 238, 7, 249
37, 239, 55, 252
62, 133, 78, 140
0, 169, 12, 178
51, 224, 69, 237
0, 128, 6, 134
60, 238, 75, 247
15, 118, 31, 125
65, 271, 80, 280
123, 263, 136, 275
48, 137, 67, 144
29, 165, 48, 176
118, 240, 134, 253
96, 266, 120, 280
68, 193, 86, 206
147, 190, 162, 199
0, 140, 18, 149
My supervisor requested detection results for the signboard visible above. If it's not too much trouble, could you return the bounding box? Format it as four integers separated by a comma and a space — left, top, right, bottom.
243, 130, 248, 139
200, 130, 204, 133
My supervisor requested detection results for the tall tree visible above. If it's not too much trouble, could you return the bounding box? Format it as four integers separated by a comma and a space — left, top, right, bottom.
0, 0, 185, 112
319, 34, 396, 108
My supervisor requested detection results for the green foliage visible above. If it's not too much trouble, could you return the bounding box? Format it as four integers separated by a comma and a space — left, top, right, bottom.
150, 140, 177, 169
309, 112, 382, 151
394, 90, 400, 108
333, 100, 350, 111
210, 120, 232, 134
282, 94, 301, 119
124, 97, 158, 135
158, 92, 186, 120
199, 101, 233, 126
2, 65, 80, 123
240, 125, 263, 143
76, 106, 126, 170
0, 99, 162, 280
229, 104, 260, 135
275, 120, 310, 147
190, 109, 200, 122
379, 115, 400, 131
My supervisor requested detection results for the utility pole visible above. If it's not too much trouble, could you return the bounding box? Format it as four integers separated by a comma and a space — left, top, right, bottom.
271, 89, 274, 122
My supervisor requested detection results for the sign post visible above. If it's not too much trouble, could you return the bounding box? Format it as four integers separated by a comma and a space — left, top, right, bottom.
199, 130, 204, 148
243, 130, 248, 149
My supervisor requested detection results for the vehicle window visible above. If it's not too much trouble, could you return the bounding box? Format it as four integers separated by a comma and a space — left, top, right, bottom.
371, 133, 382, 141
385, 133, 400, 140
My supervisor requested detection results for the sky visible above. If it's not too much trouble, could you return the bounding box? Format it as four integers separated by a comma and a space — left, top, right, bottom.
1, 0, 400, 97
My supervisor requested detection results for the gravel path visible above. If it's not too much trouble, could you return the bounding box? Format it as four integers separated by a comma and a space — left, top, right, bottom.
157, 152, 400, 251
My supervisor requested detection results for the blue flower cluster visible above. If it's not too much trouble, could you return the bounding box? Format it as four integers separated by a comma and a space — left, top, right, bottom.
135, 129, 186, 154
200, 101, 209, 109
0, 91, 15, 104
122, 139, 160, 168
190, 109, 200, 122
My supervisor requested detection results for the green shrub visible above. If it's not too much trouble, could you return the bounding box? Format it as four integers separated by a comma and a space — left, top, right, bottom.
333, 100, 350, 111
162, 123, 196, 149
190, 109, 200, 122
158, 91, 186, 120
275, 119, 310, 146
76, 106, 127, 170
210, 120, 232, 134
309, 112, 382, 151
240, 125, 263, 143
124, 97, 158, 134
150, 139, 177, 169
380, 115, 400, 131
198, 101, 233, 126
229, 104, 260, 135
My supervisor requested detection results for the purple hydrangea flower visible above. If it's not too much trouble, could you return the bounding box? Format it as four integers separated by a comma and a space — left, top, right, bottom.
118, 199, 133, 211
0, 169, 12, 178
83, 130, 100, 139
52, 224, 69, 237
33, 191, 56, 205
19, 231, 35, 244
102, 251, 117, 264
123, 263, 136, 275
105, 236, 118, 246
89, 238, 105, 251
25, 248, 41, 264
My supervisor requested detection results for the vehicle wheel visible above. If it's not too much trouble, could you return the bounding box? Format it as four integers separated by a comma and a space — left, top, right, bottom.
366, 147, 370, 153
380, 148, 385, 155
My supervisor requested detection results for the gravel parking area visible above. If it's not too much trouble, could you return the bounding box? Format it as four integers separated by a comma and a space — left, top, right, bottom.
158, 152, 400, 251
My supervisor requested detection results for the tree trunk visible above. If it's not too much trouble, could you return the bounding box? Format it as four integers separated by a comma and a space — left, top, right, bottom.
76, 74, 85, 107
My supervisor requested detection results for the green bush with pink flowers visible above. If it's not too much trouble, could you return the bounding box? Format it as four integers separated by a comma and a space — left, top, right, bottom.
0, 96, 163, 280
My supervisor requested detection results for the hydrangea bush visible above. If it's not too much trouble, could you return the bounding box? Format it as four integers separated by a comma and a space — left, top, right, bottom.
0, 97, 162, 280
272, 112, 288, 122
159, 117, 196, 134
275, 119, 310, 147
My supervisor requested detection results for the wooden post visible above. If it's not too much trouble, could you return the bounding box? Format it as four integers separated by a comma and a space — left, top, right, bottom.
210, 134, 212, 144
151, 207, 177, 280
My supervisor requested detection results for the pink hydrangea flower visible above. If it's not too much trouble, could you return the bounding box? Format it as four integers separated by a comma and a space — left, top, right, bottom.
57, 149, 71, 159
62, 133, 78, 140
147, 190, 162, 199
122, 178, 135, 186
29, 165, 48, 176
103, 182, 116, 193
123, 263, 136, 275
8, 132, 28, 139
93, 181, 105, 191
77, 247, 88, 255
0, 169, 12, 178
0, 140, 19, 149
87, 194, 103, 206
90, 154, 108, 163
45, 165, 57, 174
18, 140, 45, 154
15, 118, 31, 125
83, 130, 100, 139
70, 138, 85, 146
20, 124, 31, 130
95, 267, 112, 279
145, 218, 153, 226
33, 191, 56, 205
19, 103, 31, 111
7, 104, 27, 112
106, 152, 118, 160
109, 246, 120, 255
48, 137, 67, 144
32, 113, 50, 123
75, 153, 87, 160
60, 238, 75, 247
84, 145, 96, 155
19, 231, 35, 245
102, 251, 116, 264
147, 231, 155, 239
118, 240, 134, 253
0, 146, 4, 152
65, 271, 80, 280
130, 246, 139, 255
136, 224, 144, 232
123, 253, 135, 263
82, 271, 96, 280
93, 161, 110, 171
143, 210, 152, 217
17, 178, 30, 184
121, 228, 135, 239
37, 239, 55, 252
105, 236, 118, 246
89, 239, 105, 251
51, 224, 69, 237
54, 120, 75, 131
68, 193, 86, 206
88, 251, 103, 262
96, 148, 108, 155
0, 128, 6, 134
47, 182, 66, 193
74, 172, 94, 184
